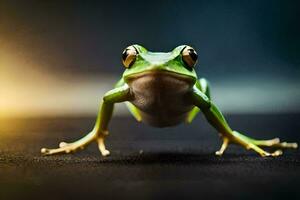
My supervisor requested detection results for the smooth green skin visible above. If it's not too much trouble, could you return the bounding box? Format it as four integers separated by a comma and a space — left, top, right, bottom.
41, 44, 298, 157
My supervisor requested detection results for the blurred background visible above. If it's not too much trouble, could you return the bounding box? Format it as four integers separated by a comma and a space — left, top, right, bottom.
1, 0, 300, 118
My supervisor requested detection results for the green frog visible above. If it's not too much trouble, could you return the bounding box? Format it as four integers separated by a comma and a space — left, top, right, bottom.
41, 44, 298, 157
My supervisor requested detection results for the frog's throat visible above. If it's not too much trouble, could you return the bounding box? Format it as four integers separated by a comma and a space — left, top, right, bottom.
124, 70, 196, 84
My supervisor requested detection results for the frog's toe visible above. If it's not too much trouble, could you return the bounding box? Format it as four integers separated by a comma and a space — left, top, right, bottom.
41, 140, 92, 155
59, 142, 68, 148
215, 150, 224, 156
271, 150, 283, 156
101, 149, 110, 157
41, 146, 75, 155
41, 148, 50, 155
278, 142, 298, 149
260, 150, 283, 157
253, 138, 298, 149
215, 136, 229, 156
41, 147, 59, 155
41, 130, 99, 156
97, 137, 111, 157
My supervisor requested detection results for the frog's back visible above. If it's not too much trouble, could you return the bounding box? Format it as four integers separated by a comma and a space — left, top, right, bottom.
127, 71, 195, 127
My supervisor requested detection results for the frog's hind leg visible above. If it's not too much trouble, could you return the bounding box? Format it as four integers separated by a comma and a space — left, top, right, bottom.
186, 78, 211, 123
125, 102, 142, 122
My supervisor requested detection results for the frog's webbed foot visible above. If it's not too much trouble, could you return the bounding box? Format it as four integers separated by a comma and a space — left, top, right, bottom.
41, 130, 111, 157
216, 132, 298, 157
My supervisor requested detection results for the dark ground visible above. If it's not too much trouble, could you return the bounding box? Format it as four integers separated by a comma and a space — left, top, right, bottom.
0, 114, 299, 200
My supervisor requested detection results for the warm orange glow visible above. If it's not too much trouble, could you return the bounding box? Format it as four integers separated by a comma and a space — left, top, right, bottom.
0, 44, 117, 118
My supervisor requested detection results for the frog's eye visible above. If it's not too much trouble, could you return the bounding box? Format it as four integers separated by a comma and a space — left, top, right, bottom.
181, 45, 198, 69
122, 45, 138, 68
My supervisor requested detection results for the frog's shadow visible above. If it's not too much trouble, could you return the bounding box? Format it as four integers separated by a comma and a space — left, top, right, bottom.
97, 151, 251, 165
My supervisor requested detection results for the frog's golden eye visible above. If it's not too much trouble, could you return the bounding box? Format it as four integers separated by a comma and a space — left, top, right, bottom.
122, 45, 138, 68
181, 45, 198, 69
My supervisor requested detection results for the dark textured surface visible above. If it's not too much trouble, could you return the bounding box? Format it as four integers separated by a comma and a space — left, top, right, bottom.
0, 114, 299, 200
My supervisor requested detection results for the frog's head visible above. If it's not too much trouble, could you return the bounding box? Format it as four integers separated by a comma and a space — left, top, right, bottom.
121, 44, 198, 84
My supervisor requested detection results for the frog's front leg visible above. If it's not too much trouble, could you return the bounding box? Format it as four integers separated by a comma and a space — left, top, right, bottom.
191, 86, 298, 157
41, 84, 132, 156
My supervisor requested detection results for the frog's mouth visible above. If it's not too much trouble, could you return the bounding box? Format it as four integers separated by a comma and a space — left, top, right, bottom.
124, 70, 196, 85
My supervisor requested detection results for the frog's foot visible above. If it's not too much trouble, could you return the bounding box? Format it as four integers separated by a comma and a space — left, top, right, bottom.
41, 130, 98, 155
216, 131, 298, 157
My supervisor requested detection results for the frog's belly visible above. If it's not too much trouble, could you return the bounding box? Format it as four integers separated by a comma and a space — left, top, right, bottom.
127, 72, 195, 127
